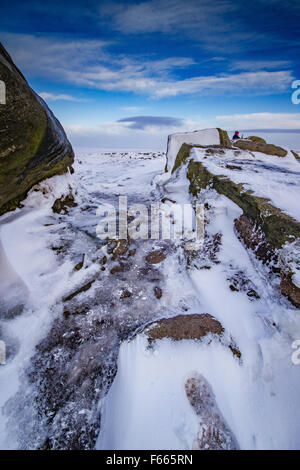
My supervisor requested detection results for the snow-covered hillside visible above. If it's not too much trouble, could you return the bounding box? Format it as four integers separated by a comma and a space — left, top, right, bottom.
0, 136, 299, 450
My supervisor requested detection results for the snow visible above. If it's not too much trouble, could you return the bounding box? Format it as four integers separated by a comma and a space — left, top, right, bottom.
96, 336, 234, 450
97, 182, 300, 450
0, 173, 76, 449
0, 150, 168, 449
166, 128, 220, 173
0, 144, 299, 450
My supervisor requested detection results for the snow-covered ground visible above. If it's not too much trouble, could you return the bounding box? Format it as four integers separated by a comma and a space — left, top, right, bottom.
0, 144, 299, 449
97, 157, 300, 450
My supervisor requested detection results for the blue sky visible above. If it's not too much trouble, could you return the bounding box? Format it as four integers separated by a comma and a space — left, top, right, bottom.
1, 0, 300, 148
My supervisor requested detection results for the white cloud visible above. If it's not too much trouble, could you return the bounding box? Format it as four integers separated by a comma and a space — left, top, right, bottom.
1, 34, 294, 99
120, 106, 144, 113
1, 34, 110, 75
99, 0, 233, 34
153, 71, 293, 98
216, 112, 300, 129
99, 0, 274, 53
39, 92, 86, 102
64, 122, 129, 137
229, 60, 292, 71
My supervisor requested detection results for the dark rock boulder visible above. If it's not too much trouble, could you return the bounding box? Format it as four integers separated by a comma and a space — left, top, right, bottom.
0, 42, 74, 215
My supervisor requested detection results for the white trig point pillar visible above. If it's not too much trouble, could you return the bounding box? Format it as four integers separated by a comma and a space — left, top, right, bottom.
0, 340, 6, 365
0, 80, 6, 104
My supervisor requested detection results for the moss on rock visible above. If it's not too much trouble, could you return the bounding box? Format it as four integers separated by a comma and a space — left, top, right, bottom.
171, 143, 193, 174
217, 128, 232, 148
233, 139, 287, 157
187, 160, 300, 250
0, 42, 74, 215
248, 136, 266, 144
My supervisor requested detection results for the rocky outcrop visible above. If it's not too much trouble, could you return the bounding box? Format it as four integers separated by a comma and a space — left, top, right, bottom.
176, 139, 300, 308
166, 128, 231, 173
187, 159, 300, 251
136, 313, 241, 358
233, 138, 287, 157
0, 43, 74, 215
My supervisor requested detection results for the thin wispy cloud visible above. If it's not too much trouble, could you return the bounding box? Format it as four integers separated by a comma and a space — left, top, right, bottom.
98, 0, 280, 53
152, 71, 293, 98
39, 92, 86, 102
99, 0, 235, 35
2, 33, 293, 99
120, 106, 144, 113
229, 60, 292, 71
117, 115, 184, 129
1, 34, 110, 76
